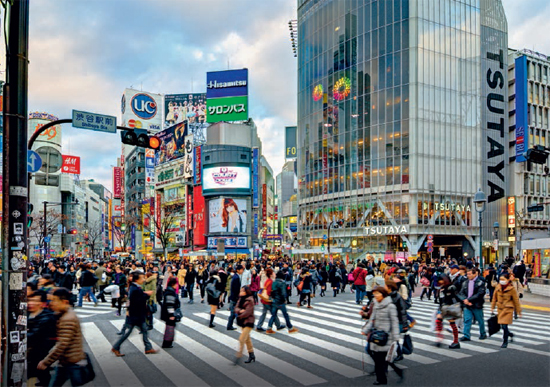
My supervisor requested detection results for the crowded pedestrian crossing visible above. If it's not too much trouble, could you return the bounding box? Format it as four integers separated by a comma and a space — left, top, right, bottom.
77, 296, 550, 387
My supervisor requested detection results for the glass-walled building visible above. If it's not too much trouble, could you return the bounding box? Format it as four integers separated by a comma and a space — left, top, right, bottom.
297, 0, 508, 262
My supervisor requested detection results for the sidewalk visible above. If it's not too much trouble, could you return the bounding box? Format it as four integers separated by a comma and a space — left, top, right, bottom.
521, 291, 550, 312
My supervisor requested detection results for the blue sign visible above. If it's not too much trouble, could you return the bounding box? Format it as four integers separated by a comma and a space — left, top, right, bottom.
323, 234, 328, 240
206, 69, 248, 99
131, 93, 158, 120
515, 56, 528, 162
44, 236, 51, 243
27, 150, 42, 173
146, 157, 155, 168
252, 148, 259, 208
72, 110, 117, 133
131, 225, 136, 250
253, 213, 259, 236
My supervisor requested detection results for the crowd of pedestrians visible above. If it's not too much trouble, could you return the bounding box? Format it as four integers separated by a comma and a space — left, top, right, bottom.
22, 253, 529, 386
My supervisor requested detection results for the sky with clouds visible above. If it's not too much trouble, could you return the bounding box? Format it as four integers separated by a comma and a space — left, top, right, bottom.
18, 0, 550, 192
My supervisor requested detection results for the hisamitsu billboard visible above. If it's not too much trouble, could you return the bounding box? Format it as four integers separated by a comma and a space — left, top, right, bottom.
206, 69, 248, 99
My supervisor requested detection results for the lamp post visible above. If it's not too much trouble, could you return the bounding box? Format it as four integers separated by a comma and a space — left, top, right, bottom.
493, 221, 499, 265
474, 188, 487, 270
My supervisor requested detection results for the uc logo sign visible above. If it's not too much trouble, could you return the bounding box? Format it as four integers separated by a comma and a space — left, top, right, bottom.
131, 93, 157, 120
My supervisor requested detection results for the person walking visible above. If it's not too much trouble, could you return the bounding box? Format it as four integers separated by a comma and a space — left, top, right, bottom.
459, 268, 487, 342
185, 264, 197, 304
329, 265, 342, 297
37, 288, 87, 386
250, 268, 261, 304
267, 271, 299, 334
77, 263, 99, 307
112, 272, 158, 356
319, 266, 328, 297
352, 263, 368, 304
161, 277, 181, 348
485, 263, 498, 301
111, 265, 127, 316
434, 274, 462, 349
297, 268, 313, 308
234, 286, 256, 364
143, 271, 158, 330
256, 268, 283, 332
491, 272, 522, 348
177, 264, 187, 297
95, 262, 108, 302
227, 265, 244, 331
206, 269, 224, 328
197, 265, 209, 303
361, 286, 403, 385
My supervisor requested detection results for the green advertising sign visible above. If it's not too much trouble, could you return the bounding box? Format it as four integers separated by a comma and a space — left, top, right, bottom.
206, 96, 248, 123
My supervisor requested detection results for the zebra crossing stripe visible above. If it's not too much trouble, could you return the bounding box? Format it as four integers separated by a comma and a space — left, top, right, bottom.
201, 312, 365, 378
183, 315, 327, 386
110, 320, 210, 387
81, 322, 144, 387
152, 320, 274, 387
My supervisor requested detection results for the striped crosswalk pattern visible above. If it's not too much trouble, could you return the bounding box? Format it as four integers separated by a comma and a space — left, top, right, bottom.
77, 295, 550, 386
75, 301, 118, 319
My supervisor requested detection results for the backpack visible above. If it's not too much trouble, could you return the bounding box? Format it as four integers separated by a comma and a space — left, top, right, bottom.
206, 280, 221, 298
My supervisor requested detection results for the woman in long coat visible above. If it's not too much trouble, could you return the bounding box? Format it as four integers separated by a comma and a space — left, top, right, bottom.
491, 272, 522, 348
161, 277, 180, 348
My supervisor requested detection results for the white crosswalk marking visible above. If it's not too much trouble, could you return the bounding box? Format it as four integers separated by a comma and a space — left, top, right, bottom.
78, 296, 549, 387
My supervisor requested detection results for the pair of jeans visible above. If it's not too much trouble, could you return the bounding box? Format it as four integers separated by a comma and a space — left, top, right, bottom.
462, 307, 486, 339
257, 304, 280, 329
49, 363, 85, 387
96, 284, 107, 302
227, 301, 237, 329
113, 321, 153, 352
268, 303, 293, 329
78, 286, 97, 307
299, 292, 311, 306
355, 285, 366, 303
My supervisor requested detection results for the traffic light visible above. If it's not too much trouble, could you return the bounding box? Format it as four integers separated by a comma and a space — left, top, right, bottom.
403, 241, 407, 249
68, 228, 78, 235
121, 129, 161, 149
526, 145, 548, 164
528, 204, 544, 213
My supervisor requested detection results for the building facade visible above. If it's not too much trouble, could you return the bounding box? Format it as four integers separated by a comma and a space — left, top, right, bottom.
297, 0, 509, 263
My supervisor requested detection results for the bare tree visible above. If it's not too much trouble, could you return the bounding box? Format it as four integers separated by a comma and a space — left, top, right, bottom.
28, 209, 67, 255
112, 213, 141, 253
145, 208, 178, 260
84, 220, 104, 259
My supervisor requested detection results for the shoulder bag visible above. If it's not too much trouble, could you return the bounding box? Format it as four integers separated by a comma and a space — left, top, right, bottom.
206, 281, 221, 298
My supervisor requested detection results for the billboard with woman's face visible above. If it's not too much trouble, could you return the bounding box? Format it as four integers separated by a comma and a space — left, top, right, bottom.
208, 198, 247, 233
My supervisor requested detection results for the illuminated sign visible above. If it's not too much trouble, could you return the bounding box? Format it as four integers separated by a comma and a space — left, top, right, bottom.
206, 96, 248, 123
203, 166, 250, 192
508, 197, 516, 228
365, 225, 409, 236
422, 202, 471, 212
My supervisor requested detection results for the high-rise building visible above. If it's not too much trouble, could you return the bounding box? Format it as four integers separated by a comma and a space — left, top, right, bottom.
297, 0, 509, 263
508, 48, 550, 274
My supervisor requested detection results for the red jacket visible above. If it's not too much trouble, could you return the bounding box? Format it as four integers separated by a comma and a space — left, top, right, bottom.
352, 268, 367, 286
261, 278, 274, 305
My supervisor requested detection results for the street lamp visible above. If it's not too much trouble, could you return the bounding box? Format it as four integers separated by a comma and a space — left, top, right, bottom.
473, 188, 487, 270
493, 221, 499, 265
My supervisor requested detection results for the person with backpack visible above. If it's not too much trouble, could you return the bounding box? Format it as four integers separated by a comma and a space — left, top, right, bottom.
309, 264, 320, 297
267, 271, 299, 334
205, 269, 224, 328
296, 268, 314, 308
160, 277, 181, 348
77, 263, 98, 307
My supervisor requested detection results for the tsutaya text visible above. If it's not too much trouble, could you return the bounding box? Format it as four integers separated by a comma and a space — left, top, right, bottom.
421, 202, 472, 212
365, 225, 409, 236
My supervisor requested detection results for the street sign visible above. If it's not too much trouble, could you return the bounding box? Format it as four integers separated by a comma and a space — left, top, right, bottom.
527, 204, 544, 213
427, 246, 434, 253
72, 110, 117, 133
427, 234, 433, 240
44, 236, 51, 243
323, 234, 328, 240
27, 149, 42, 173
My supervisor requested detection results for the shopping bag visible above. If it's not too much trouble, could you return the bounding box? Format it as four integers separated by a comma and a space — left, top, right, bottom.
401, 334, 413, 355
487, 315, 500, 336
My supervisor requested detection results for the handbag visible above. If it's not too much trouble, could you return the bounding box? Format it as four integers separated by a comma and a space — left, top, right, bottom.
348, 272, 355, 282
441, 302, 462, 319
487, 314, 500, 336
148, 302, 158, 314
420, 277, 430, 287
174, 307, 183, 322
206, 282, 221, 298
74, 353, 95, 386
297, 281, 304, 292
258, 288, 271, 303
181, 287, 188, 298
401, 333, 414, 355
368, 329, 389, 346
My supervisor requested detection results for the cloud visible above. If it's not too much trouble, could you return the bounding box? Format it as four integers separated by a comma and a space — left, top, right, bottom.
503, 0, 550, 53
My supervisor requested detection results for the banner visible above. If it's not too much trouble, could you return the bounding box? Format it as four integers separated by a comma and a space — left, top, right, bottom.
193, 186, 207, 246
154, 122, 187, 166
206, 69, 249, 123
145, 149, 155, 185
113, 167, 122, 198
164, 93, 206, 128
187, 186, 193, 231
184, 134, 194, 179
194, 146, 202, 185
121, 89, 163, 132
61, 155, 81, 174
207, 236, 247, 249
209, 198, 247, 233
515, 55, 528, 162
252, 148, 259, 208
262, 184, 267, 222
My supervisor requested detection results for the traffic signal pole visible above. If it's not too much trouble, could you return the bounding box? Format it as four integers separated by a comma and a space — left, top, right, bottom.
1, 1, 30, 386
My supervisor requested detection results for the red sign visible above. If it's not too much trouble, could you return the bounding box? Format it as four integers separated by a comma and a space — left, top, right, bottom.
62, 155, 80, 174
156, 192, 162, 227
113, 167, 122, 198
195, 146, 202, 184
193, 186, 206, 246
262, 184, 267, 222
187, 186, 193, 231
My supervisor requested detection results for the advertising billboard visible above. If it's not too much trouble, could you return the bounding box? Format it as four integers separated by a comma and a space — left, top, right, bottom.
194, 146, 202, 185
28, 112, 62, 148
209, 198, 247, 233
164, 93, 206, 128
154, 122, 187, 165
61, 155, 81, 174
207, 236, 247, 249
515, 55, 528, 162
206, 69, 248, 123
193, 186, 206, 246
206, 96, 248, 123
285, 126, 297, 160
121, 89, 163, 132
113, 167, 122, 198
202, 165, 250, 195
252, 148, 259, 208
145, 149, 155, 185
183, 134, 194, 179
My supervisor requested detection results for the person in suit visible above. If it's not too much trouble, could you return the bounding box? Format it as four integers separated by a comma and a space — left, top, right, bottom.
459, 268, 487, 342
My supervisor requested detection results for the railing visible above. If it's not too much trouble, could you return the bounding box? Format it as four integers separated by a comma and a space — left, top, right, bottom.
528, 277, 550, 285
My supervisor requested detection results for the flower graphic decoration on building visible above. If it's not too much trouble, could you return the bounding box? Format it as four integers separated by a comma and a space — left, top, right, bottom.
333, 76, 351, 101
312, 84, 324, 101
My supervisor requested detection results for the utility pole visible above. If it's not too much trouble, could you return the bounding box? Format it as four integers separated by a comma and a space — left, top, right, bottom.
1, 1, 30, 386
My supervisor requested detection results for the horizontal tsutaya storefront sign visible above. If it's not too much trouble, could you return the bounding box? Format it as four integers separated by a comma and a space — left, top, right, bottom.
365, 225, 409, 236
421, 202, 471, 212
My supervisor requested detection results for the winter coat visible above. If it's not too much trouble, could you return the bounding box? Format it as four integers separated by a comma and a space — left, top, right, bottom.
128, 282, 150, 325
365, 274, 375, 291
177, 268, 187, 287
27, 309, 57, 373
241, 269, 252, 287
95, 266, 107, 286
250, 275, 260, 292
389, 291, 409, 328
42, 309, 85, 367
491, 284, 522, 325
143, 275, 158, 304
353, 268, 367, 285
79, 270, 98, 287
161, 286, 180, 326
185, 268, 197, 285
58, 272, 75, 290
458, 276, 486, 309
206, 275, 224, 306
271, 278, 287, 305
235, 295, 255, 328
361, 296, 400, 352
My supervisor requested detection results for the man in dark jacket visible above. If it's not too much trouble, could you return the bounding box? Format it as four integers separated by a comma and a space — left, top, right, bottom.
185, 264, 197, 304
267, 271, 299, 334
226, 265, 244, 331
459, 268, 487, 341
112, 272, 158, 356
513, 260, 526, 284
57, 266, 75, 293
77, 263, 98, 307
28, 290, 57, 387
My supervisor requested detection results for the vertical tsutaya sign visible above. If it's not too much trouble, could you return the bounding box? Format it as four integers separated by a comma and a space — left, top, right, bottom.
515, 55, 528, 162
206, 69, 248, 123
285, 126, 297, 160
113, 167, 122, 198
481, 0, 508, 241
252, 148, 259, 208
194, 146, 202, 185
